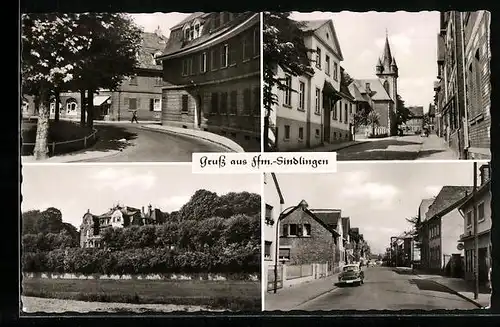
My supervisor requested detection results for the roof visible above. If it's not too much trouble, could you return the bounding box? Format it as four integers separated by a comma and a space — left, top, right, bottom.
160, 12, 256, 58
170, 12, 207, 30
408, 106, 424, 117
459, 180, 491, 210
310, 209, 341, 229
419, 198, 435, 222
96, 206, 141, 218
136, 32, 168, 70
271, 173, 285, 205
339, 72, 355, 101
295, 18, 344, 61
281, 202, 341, 236
425, 186, 474, 220
353, 79, 393, 101
348, 83, 366, 102
341, 217, 350, 237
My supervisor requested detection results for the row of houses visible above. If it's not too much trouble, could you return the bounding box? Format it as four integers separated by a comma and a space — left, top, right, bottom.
263, 172, 369, 290
22, 12, 261, 150
269, 19, 401, 152
433, 11, 491, 159
398, 162, 491, 286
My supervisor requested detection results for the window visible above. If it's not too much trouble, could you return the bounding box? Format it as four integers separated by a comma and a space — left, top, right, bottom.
383, 80, 390, 95
339, 101, 342, 121
243, 35, 252, 61
211, 48, 219, 70
220, 92, 228, 114
129, 75, 138, 85
283, 75, 292, 106
210, 92, 219, 113
349, 103, 353, 115
181, 95, 189, 113
66, 100, 77, 112
334, 63, 338, 81
221, 44, 229, 68
316, 47, 321, 69
325, 55, 330, 75
315, 88, 321, 114
253, 87, 260, 116
153, 98, 161, 112
298, 127, 304, 141
230, 90, 237, 115
264, 241, 272, 259
304, 224, 311, 236
467, 211, 472, 226
284, 125, 290, 140
200, 52, 207, 73
344, 104, 348, 123
265, 204, 274, 225
279, 248, 290, 261
129, 98, 137, 110
282, 224, 289, 236
243, 88, 251, 115
289, 224, 298, 236
478, 202, 485, 222
315, 129, 320, 138
155, 76, 163, 86
253, 27, 260, 57
298, 81, 305, 110
182, 59, 188, 76
194, 23, 200, 38
149, 99, 154, 112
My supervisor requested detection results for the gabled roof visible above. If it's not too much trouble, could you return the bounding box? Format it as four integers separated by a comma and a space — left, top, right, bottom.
353, 79, 392, 101
136, 32, 167, 70
170, 12, 207, 30
425, 186, 473, 221
458, 180, 491, 210
419, 198, 435, 222
348, 83, 366, 102
281, 202, 341, 236
408, 106, 424, 117
296, 18, 344, 61
341, 217, 350, 238
309, 209, 341, 229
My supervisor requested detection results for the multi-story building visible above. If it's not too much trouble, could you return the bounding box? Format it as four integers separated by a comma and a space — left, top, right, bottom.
462, 11, 491, 159
309, 208, 345, 269
23, 30, 167, 122
420, 185, 472, 275
405, 106, 424, 133
458, 163, 491, 285
434, 11, 490, 159
157, 12, 260, 151
271, 19, 346, 151
427, 104, 436, 132
79, 204, 166, 248
418, 198, 435, 266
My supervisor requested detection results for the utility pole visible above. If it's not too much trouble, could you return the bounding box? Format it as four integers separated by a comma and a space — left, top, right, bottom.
473, 161, 479, 300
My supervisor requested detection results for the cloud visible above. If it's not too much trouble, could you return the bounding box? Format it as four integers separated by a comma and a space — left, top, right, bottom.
375, 32, 412, 55
343, 171, 369, 185
157, 195, 191, 212
340, 182, 399, 209
91, 168, 157, 191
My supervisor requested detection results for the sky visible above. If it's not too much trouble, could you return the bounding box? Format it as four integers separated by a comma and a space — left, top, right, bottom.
271, 161, 480, 255
291, 11, 440, 111
130, 13, 191, 38
21, 164, 260, 230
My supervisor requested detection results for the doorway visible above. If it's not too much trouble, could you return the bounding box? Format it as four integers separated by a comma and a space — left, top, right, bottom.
323, 95, 331, 143
196, 95, 202, 128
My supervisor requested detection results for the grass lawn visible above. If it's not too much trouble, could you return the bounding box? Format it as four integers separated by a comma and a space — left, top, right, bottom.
21, 120, 93, 144
22, 278, 261, 311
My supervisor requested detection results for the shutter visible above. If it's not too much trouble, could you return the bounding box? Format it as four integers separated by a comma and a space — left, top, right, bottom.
124, 97, 129, 108
149, 98, 154, 111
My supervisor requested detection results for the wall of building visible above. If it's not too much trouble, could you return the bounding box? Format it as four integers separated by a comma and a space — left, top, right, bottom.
427, 218, 442, 271
372, 101, 391, 134
280, 209, 336, 266
440, 209, 465, 269
263, 173, 284, 269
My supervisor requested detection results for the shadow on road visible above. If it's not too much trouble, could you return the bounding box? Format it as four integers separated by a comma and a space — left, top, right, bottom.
385, 288, 468, 303
409, 279, 456, 294
92, 125, 138, 152
392, 268, 416, 275
356, 139, 421, 150
338, 150, 419, 160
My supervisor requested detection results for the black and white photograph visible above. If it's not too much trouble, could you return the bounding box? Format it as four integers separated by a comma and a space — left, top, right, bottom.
263, 161, 491, 311
21, 12, 261, 164
20, 164, 261, 313
263, 11, 491, 160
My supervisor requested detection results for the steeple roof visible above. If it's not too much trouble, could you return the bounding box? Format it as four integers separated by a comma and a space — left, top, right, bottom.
382, 33, 393, 63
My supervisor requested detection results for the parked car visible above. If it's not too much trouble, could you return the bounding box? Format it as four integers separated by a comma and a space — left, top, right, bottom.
337, 264, 364, 286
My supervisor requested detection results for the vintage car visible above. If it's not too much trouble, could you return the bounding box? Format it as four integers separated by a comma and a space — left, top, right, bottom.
337, 264, 364, 286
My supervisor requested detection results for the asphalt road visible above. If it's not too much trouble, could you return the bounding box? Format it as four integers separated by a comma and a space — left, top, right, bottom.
296, 267, 477, 311
73, 124, 227, 162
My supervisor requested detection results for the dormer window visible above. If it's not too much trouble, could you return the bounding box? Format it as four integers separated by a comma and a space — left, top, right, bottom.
194, 23, 200, 38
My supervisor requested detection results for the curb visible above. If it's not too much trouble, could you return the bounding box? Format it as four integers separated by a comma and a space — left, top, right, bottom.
303, 141, 369, 153
291, 285, 339, 310
426, 279, 483, 308
140, 125, 244, 153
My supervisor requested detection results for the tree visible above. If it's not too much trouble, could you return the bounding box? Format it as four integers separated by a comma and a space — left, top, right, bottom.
367, 110, 381, 136
406, 215, 421, 249
395, 94, 413, 128
341, 69, 354, 87
178, 189, 221, 221
263, 12, 313, 151
22, 13, 90, 159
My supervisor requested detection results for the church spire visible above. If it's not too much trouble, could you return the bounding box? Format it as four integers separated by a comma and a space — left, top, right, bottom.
382, 31, 393, 63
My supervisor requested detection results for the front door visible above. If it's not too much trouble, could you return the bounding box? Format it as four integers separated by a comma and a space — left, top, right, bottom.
323, 95, 331, 142
196, 95, 202, 127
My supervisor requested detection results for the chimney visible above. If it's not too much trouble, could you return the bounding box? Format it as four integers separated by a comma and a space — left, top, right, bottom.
148, 204, 153, 217
87, 209, 90, 214
365, 83, 371, 94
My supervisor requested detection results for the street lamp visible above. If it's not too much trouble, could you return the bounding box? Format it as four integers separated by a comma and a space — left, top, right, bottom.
273, 204, 303, 293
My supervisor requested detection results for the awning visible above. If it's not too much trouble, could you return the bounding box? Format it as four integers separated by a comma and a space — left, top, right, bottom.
93, 95, 111, 106
323, 81, 342, 102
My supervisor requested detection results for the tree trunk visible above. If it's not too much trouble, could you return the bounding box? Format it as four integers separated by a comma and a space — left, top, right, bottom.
33, 88, 50, 160
80, 90, 86, 127
87, 89, 94, 129
54, 91, 60, 122
264, 113, 270, 152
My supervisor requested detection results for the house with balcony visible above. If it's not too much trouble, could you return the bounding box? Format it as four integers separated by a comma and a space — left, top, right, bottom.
458, 163, 491, 285
157, 12, 260, 151
420, 185, 472, 276
462, 11, 491, 160
278, 201, 341, 271
79, 204, 166, 248
23, 29, 167, 122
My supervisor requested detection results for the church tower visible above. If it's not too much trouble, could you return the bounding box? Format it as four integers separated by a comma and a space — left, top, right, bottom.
375, 31, 398, 103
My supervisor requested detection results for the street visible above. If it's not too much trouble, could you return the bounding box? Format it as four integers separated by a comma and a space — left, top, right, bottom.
337, 134, 457, 161
72, 124, 227, 162
294, 267, 477, 311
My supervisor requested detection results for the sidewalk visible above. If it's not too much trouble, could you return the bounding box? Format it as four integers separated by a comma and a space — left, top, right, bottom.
416, 134, 458, 160
141, 124, 244, 153
299, 140, 369, 152
264, 273, 339, 311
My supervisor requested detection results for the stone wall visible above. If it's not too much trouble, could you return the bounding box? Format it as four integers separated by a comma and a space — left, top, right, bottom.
23, 272, 259, 281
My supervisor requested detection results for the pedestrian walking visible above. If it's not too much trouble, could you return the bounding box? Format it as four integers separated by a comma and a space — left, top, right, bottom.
131, 110, 139, 123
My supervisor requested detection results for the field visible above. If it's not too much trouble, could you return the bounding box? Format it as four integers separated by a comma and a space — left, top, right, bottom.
22, 277, 261, 311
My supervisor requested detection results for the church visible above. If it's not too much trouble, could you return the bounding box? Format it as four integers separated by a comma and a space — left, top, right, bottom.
349, 32, 399, 136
